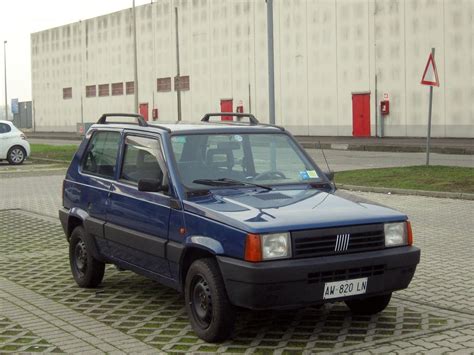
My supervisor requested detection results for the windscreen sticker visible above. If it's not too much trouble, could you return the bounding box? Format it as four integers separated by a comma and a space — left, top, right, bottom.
232, 134, 243, 142
299, 170, 319, 180
299, 171, 310, 180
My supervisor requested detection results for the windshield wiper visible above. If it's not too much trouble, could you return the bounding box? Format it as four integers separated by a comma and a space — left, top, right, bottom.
306, 181, 334, 190
192, 178, 272, 191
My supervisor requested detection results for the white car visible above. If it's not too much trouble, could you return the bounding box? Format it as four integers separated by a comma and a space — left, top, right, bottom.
0, 120, 31, 165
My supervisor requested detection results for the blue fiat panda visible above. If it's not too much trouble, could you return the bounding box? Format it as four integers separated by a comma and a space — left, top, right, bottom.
59, 113, 420, 342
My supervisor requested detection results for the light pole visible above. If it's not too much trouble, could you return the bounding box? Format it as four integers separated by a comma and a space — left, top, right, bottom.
3, 40, 7, 121
132, 0, 139, 113
266, 0, 275, 125
175, 6, 182, 122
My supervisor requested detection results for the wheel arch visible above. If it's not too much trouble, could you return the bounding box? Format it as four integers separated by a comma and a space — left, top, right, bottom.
63, 208, 106, 263
8, 144, 26, 153
179, 237, 225, 290
67, 215, 83, 241
7, 145, 27, 163
64, 207, 89, 240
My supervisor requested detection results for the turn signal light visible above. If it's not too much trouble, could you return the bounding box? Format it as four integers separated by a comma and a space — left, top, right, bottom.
407, 221, 413, 246
244, 233, 262, 262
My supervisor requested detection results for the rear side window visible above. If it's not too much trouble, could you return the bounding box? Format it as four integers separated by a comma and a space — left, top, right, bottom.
120, 135, 166, 184
0, 123, 11, 133
82, 131, 121, 178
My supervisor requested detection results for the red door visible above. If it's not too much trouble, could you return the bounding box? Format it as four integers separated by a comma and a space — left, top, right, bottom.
139, 103, 149, 121
220, 99, 233, 121
352, 94, 370, 137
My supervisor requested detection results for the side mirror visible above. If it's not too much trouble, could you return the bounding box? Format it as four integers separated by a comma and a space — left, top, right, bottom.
324, 171, 335, 182
138, 178, 164, 192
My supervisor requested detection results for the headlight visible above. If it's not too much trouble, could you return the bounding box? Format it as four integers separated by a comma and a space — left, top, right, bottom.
261, 233, 291, 260
384, 222, 408, 247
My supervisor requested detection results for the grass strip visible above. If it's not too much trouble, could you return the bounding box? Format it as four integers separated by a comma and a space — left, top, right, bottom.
335, 165, 474, 194
29, 144, 78, 163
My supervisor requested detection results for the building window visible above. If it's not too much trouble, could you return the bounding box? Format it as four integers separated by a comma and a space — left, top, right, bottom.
111, 82, 124, 96
157, 77, 171, 92
126, 81, 135, 95
174, 75, 190, 91
98, 84, 110, 97
63, 87, 72, 99
86, 85, 96, 98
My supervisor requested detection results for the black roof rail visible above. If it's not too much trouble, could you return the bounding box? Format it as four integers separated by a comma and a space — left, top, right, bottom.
97, 113, 148, 127
201, 113, 259, 125
201, 112, 285, 131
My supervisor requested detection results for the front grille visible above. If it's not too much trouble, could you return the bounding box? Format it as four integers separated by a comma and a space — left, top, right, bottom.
308, 264, 386, 284
292, 224, 385, 258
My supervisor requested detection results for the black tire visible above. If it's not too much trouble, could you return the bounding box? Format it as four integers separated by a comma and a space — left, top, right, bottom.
184, 258, 235, 342
69, 226, 105, 288
7, 146, 26, 165
345, 293, 392, 315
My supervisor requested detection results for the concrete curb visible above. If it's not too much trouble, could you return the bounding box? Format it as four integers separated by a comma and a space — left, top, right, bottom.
339, 184, 474, 200
28, 133, 82, 141
298, 141, 474, 155
29, 157, 69, 164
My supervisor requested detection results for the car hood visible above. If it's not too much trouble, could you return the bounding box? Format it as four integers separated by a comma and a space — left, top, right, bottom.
183, 188, 406, 233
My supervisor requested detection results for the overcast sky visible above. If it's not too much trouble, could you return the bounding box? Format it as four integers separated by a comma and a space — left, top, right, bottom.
0, 0, 151, 104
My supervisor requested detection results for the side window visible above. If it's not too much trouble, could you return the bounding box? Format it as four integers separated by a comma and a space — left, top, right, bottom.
120, 135, 165, 184
82, 131, 121, 178
0, 123, 11, 134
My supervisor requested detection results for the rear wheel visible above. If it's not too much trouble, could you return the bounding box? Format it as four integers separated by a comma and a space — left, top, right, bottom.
69, 226, 105, 288
345, 293, 392, 315
7, 146, 26, 165
185, 258, 235, 342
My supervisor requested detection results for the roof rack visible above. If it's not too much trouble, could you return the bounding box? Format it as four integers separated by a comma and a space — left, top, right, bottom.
201, 112, 284, 131
97, 113, 148, 127
201, 113, 259, 125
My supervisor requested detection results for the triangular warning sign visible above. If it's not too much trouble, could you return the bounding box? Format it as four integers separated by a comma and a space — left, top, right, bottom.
421, 53, 440, 87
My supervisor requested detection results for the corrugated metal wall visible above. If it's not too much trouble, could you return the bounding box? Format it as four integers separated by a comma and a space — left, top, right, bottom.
31, 0, 474, 137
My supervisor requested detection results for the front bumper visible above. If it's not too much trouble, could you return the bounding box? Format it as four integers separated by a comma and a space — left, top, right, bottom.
24, 141, 31, 157
217, 246, 420, 310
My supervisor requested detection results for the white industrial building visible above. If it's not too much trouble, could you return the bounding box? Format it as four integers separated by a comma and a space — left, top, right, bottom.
31, 0, 474, 137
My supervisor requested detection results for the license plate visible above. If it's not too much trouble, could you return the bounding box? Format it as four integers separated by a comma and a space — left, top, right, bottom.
323, 277, 368, 299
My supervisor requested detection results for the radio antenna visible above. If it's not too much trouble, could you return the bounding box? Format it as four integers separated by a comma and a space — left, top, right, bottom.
319, 141, 336, 189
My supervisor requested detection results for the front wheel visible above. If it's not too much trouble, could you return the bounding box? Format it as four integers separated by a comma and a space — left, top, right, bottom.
69, 226, 105, 288
345, 293, 392, 315
184, 258, 235, 342
7, 146, 26, 165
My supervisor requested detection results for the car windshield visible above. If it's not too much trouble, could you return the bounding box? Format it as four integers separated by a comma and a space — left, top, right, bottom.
171, 133, 323, 190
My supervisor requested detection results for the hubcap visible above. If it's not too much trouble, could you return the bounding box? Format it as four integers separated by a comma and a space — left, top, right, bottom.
191, 275, 212, 328
10, 148, 24, 163
74, 240, 87, 277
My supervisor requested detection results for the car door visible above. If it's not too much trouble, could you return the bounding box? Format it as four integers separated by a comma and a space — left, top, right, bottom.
0, 123, 12, 159
79, 129, 122, 255
105, 133, 172, 277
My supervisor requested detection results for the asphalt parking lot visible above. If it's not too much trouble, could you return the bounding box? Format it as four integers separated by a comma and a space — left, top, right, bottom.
1, 171, 473, 353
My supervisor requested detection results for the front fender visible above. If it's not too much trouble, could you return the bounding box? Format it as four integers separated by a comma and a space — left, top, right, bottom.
185, 235, 224, 255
